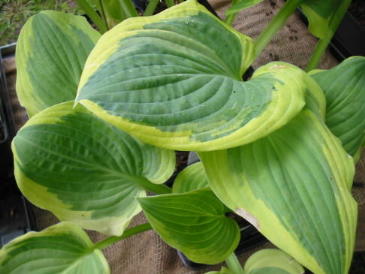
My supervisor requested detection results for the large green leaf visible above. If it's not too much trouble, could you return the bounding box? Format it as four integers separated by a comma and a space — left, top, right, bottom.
199, 110, 357, 274
16, 11, 100, 117
76, 0, 307, 151
300, 0, 350, 39
208, 249, 304, 274
139, 189, 240, 264
173, 162, 209, 193
0, 222, 109, 274
310, 56, 365, 160
12, 101, 175, 235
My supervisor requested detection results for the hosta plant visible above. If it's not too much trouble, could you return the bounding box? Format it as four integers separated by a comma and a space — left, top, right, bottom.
1, 0, 365, 273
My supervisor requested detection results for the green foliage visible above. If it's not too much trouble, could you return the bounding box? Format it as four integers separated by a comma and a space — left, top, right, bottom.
2, 0, 364, 273
0, 0, 80, 45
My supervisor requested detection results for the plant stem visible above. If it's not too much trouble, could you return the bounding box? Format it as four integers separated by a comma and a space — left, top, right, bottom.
305, 0, 352, 71
75, 0, 107, 33
305, 39, 330, 72
225, 253, 244, 274
93, 223, 152, 250
144, 0, 160, 16
254, 0, 302, 61
120, 0, 139, 18
98, 0, 109, 31
225, 0, 239, 25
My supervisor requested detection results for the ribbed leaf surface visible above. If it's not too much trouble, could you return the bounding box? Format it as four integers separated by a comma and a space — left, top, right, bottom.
173, 162, 208, 193
310, 56, 365, 159
0, 222, 109, 274
199, 110, 357, 274
16, 11, 100, 116
76, 0, 306, 151
12, 102, 175, 235
139, 189, 240, 264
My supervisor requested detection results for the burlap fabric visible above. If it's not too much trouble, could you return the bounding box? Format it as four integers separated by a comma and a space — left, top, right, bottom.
3, 0, 364, 273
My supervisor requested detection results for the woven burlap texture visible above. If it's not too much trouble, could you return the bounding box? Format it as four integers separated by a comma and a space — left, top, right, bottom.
6, 0, 364, 273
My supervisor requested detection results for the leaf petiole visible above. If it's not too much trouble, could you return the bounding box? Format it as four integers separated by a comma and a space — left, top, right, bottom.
93, 223, 152, 250
75, 0, 108, 33
225, 253, 245, 274
225, 0, 240, 25
144, 0, 160, 16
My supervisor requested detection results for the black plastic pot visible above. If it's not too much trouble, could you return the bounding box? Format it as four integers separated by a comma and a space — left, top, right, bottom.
331, 8, 365, 60
0, 44, 34, 247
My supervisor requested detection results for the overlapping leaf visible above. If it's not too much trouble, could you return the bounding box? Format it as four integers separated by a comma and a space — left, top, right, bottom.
76, 0, 307, 151
0, 222, 109, 274
199, 110, 357, 274
12, 101, 175, 235
173, 162, 208, 193
208, 249, 304, 274
310, 56, 365, 160
139, 189, 240, 264
243, 249, 304, 274
16, 11, 100, 116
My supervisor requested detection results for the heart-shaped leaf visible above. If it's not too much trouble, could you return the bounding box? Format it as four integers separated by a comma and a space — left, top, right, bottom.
139, 189, 240, 264
16, 11, 100, 116
12, 101, 175, 235
300, 0, 349, 39
173, 162, 209, 193
76, 0, 306, 151
199, 110, 357, 274
310, 56, 365, 159
0, 222, 109, 274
